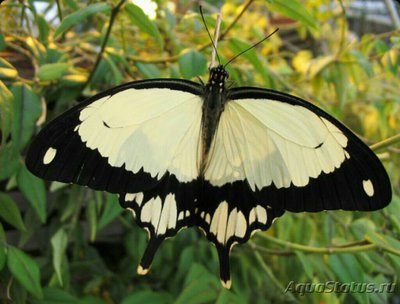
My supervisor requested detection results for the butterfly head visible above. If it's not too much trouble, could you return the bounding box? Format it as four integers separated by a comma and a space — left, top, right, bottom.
209, 65, 229, 88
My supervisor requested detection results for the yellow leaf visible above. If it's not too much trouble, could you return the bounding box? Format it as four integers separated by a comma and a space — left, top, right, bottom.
308, 55, 335, 78
363, 106, 379, 138
292, 50, 312, 74
0, 68, 18, 79
60, 74, 87, 87
388, 113, 397, 130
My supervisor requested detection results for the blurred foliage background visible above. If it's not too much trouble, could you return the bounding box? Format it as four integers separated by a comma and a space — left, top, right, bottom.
0, 0, 400, 303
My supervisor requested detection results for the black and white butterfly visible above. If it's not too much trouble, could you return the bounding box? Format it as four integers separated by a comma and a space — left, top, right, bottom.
26, 60, 392, 288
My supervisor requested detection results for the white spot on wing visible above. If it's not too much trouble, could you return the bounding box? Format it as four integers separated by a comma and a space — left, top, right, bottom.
255, 206, 267, 224
125, 193, 135, 201
140, 193, 178, 236
363, 179, 374, 197
210, 201, 229, 244
205, 213, 211, 224
43, 147, 57, 164
249, 205, 267, 225
157, 193, 177, 235
210, 203, 247, 245
249, 208, 256, 225
137, 265, 149, 275
140, 197, 161, 226
235, 211, 246, 238
125, 192, 144, 206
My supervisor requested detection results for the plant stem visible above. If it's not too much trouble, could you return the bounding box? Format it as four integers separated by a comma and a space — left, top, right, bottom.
82, 0, 126, 90
257, 233, 377, 254
370, 133, 400, 152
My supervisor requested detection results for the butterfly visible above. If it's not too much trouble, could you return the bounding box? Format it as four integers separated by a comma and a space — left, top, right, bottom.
26, 60, 392, 289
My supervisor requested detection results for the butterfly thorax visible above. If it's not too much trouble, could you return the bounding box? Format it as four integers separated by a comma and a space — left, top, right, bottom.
200, 65, 229, 175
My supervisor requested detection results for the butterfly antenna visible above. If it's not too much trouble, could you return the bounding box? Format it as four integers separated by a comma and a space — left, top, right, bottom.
199, 6, 221, 69
224, 28, 279, 68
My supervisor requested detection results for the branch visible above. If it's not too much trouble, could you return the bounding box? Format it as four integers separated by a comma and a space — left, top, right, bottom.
370, 133, 400, 152
82, 0, 126, 90
219, 0, 255, 41
256, 233, 378, 254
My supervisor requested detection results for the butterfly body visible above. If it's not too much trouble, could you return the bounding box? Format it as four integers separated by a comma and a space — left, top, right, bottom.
201, 65, 229, 170
26, 64, 391, 288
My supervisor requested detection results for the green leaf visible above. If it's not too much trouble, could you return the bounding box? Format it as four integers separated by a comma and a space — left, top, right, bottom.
366, 231, 400, 253
328, 254, 368, 303
266, 0, 318, 29
0, 245, 5, 272
0, 192, 26, 231
103, 54, 123, 85
0, 58, 18, 79
86, 199, 97, 242
51, 228, 68, 285
175, 263, 219, 304
178, 51, 207, 79
31, 287, 80, 304
38, 63, 70, 81
295, 251, 313, 280
64, 0, 78, 11
7, 247, 43, 299
0, 33, 5, 51
0, 222, 5, 240
54, 3, 112, 38
0, 143, 21, 181
350, 218, 376, 239
215, 289, 242, 304
10, 84, 42, 150
0, 80, 14, 144
98, 194, 123, 230
121, 290, 172, 304
0, 224, 5, 270
125, 3, 164, 49
0, 57, 16, 69
25, 37, 47, 64
229, 38, 273, 86
17, 165, 46, 223
135, 62, 161, 78
36, 14, 50, 43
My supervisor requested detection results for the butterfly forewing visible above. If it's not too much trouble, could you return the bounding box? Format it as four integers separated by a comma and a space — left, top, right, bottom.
26, 79, 204, 193
202, 87, 391, 212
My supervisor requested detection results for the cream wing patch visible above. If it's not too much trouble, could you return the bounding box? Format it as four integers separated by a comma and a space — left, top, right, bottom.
139, 193, 178, 236
204, 99, 349, 190
209, 201, 247, 245
43, 147, 57, 164
362, 179, 374, 197
76, 88, 202, 182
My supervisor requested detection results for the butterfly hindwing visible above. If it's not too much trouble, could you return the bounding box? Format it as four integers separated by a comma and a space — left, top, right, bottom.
26, 79, 204, 194
197, 181, 285, 287
203, 87, 391, 213
119, 174, 198, 273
